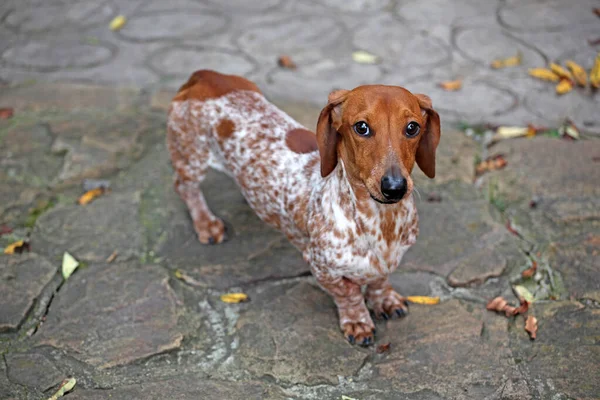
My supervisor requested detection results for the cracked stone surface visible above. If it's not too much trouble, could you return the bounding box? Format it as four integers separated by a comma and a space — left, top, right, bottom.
0, 253, 56, 332
1, 1, 599, 394
35, 262, 185, 369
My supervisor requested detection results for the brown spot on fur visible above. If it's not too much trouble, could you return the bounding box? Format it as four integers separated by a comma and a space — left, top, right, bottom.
216, 119, 235, 141
286, 128, 318, 154
173, 70, 261, 102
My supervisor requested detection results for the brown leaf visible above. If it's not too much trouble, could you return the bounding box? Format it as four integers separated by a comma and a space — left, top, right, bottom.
585, 234, 600, 246
521, 260, 538, 278
106, 250, 118, 263
475, 154, 507, 176
525, 315, 538, 340
486, 296, 517, 317
438, 80, 462, 91
77, 187, 106, 205
490, 52, 522, 69
594, 8, 600, 17
426, 193, 442, 203
0, 224, 13, 236
277, 55, 297, 70
174, 269, 206, 287
512, 298, 530, 315
0, 108, 14, 120
376, 342, 391, 354
505, 220, 519, 236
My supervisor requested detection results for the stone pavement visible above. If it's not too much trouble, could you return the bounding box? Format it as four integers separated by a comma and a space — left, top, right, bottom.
0, 1, 599, 400
0, 0, 599, 131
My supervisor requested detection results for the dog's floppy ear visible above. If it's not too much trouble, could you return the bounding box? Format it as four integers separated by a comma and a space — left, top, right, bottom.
414, 94, 441, 179
316, 89, 348, 177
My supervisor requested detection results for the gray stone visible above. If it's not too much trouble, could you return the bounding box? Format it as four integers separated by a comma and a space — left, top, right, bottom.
372, 300, 519, 399
67, 378, 285, 400
117, 10, 228, 42
148, 46, 256, 79
205, 0, 283, 12
396, 0, 497, 27
0, 253, 56, 332
314, 0, 391, 13
498, 0, 599, 32
4, 1, 115, 33
35, 262, 184, 369
5, 351, 63, 391
1, 38, 115, 72
234, 281, 367, 385
32, 193, 144, 263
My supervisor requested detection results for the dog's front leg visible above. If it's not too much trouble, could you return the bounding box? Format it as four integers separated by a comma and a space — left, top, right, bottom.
366, 278, 409, 320
315, 274, 375, 346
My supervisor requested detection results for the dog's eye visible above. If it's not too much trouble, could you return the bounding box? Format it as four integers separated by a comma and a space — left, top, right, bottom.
353, 121, 371, 136
405, 122, 420, 137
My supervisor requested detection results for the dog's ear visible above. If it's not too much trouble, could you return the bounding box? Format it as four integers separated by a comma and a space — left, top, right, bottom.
316, 89, 348, 177
414, 94, 441, 179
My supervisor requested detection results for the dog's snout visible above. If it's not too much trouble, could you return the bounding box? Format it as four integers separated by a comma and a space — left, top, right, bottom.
381, 168, 407, 202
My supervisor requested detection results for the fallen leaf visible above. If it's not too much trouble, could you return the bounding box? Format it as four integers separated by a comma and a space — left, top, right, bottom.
174, 269, 205, 287
376, 342, 391, 354
549, 63, 574, 82
558, 118, 580, 140
522, 260, 538, 278
590, 53, 600, 89
341, 396, 358, 400
220, 293, 249, 303
109, 15, 126, 31
4, 240, 30, 254
106, 250, 118, 263
505, 220, 519, 236
490, 52, 522, 69
513, 285, 534, 303
277, 55, 297, 70
47, 377, 76, 400
495, 126, 529, 139
406, 296, 440, 305
77, 187, 105, 205
0, 108, 14, 119
475, 154, 507, 176
426, 193, 442, 203
486, 297, 517, 317
352, 50, 380, 64
565, 60, 588, 86
513, 297, 530, 315
438, 79, 462, 91
0, 224, 13, 236
525, 315, 538, 340
555, 79, 573, 95
62, 252, 79, 280
528, 68, 560, 82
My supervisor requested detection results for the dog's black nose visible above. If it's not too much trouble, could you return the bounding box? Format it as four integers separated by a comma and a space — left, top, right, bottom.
381, 173, 407, 201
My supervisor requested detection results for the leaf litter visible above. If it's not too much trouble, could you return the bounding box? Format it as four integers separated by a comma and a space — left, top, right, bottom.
47, 377, 76, 400
4, 239, 30, 254
62, 252, 79, 280
220, 293, 249, 303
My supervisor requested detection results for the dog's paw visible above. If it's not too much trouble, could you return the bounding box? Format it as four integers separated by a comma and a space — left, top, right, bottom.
195, 218, 228, 245
342, 321, 376, 346
368, 290, 409, 320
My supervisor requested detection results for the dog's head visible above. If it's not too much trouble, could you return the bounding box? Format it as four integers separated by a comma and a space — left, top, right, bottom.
316, 85, 441, 204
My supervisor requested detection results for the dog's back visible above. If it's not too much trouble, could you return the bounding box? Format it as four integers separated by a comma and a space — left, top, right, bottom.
167, 70, 320, 246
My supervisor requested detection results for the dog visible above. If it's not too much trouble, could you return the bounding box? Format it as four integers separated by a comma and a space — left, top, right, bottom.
167, 70, 440, 345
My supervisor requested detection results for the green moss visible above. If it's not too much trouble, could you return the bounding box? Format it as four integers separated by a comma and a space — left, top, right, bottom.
25, 199, 56, 228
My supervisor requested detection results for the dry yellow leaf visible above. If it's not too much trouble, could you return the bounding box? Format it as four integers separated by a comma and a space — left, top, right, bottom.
220, 293, 249, 303
491, 52, 522, 69
555, 79, 573, 95
352, 50, 380, 64
565, 60, 587, 86
406, 296, 440, 305
438, 80, 462, 91
591, 53, 600, 89
109, 15, 127, 31
549, 63, 574, 81
4, 240, 23, 255
77, 188, 105, 205
528, 68, 560, 82
525, 315, 538, 340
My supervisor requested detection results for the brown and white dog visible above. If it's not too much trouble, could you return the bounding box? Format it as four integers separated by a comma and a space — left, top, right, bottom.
167, 70, 441, 345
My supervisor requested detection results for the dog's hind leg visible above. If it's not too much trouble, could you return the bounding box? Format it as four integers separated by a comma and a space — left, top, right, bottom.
167, 102, 227, 245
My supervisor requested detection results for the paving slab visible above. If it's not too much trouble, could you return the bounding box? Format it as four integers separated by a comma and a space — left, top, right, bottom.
35, 262, 185, 369
0, 253, 56, 332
